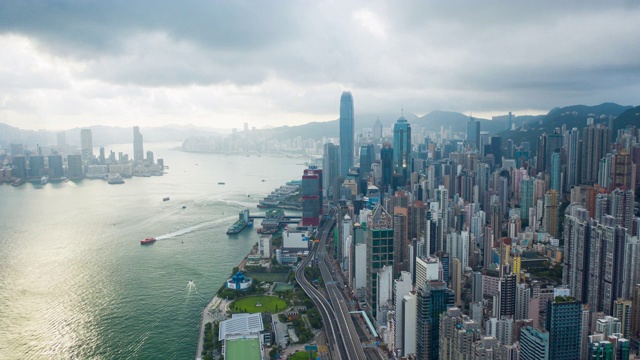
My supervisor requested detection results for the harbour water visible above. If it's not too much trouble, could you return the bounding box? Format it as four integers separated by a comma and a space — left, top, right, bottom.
0, 143, 305, 359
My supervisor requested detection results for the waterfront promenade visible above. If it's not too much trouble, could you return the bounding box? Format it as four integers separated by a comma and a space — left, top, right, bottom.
195, 249, 254, 359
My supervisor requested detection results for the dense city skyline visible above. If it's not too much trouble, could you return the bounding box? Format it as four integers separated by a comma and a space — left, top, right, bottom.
1, 1, 639, 130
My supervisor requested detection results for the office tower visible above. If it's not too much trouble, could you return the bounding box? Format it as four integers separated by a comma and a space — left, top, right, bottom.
393, 116, 412, 181
520, 177, 534, 221
380, 143, 393, 193
451, 258, 462, 307
520, 326, 549, 360
489, 136, 502, 167
475, 162, 490, 210
472, 272, 483, 303
80, 129, 93, 161
67, 155, 83, 178
146, 151, 154, 165
416, 281, 454, 360
466, 117, 480, 151
366, 205, 394, 320
339, 91, 354, 177
565, 127, 580, 189
499, 273, 517, 319
133, 126, 144, 163
48, 155, 63, 178
550, 151, 561, 193
301, 168, 322, 227
99, 147, 105, 165
582, 124, 611, 185
322, 143, 340, 200
544, 131, 563, 174
359, 143, 374, 180
611, 188, 634, 232
29, 155, 44, 178
545, 297, 582, 360
399, 293, 417, 356
632, 284, 640, 345
373, 118, 383, 140
393, 212, 408, 276
12, 155, 27, 178
393, 272, 412, 355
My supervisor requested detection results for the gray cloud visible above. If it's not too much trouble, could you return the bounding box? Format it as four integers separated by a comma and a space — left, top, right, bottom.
0, 0, 639, 129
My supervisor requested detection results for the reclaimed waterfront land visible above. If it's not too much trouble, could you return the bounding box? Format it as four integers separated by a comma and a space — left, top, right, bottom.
230, 295, 287, 314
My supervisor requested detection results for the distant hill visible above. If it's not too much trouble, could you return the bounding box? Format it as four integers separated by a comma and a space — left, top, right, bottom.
0, 123, 224, 149
497, 102, 634, 148
612, 105, 640, 134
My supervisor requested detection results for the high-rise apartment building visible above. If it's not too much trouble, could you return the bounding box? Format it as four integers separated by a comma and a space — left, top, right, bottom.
339, 91, 354, 177
80, 128, 93, 161
581, 124, 611, 185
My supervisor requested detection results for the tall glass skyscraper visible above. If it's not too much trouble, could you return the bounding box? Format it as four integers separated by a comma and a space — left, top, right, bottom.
339, 91, 354, 177
133, 126, 144, 163
393, 116, 411, 181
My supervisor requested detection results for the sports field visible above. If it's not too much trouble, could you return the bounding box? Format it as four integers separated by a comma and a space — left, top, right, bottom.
225, 337, 261, 360
230, 295, 287, 313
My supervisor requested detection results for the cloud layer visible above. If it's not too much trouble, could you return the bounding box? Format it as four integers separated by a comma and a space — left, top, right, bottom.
1, 0, 639, 130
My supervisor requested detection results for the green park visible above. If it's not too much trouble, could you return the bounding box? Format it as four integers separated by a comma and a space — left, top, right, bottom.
230, 295, 288, 314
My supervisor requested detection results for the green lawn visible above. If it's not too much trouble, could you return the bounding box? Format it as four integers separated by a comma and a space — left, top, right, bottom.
230, 295, 287, 314
290, 351, 318, 360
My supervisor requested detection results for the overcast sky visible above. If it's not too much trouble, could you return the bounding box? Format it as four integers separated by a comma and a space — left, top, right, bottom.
1, 1, 639, 131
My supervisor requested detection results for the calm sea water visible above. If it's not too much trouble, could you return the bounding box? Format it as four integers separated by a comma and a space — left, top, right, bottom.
0, 143, 306, 359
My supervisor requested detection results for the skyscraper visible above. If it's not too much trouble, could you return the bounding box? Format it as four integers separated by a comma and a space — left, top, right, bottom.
381, 143, 394, 193
550, 151, 561, 193
339, 91, 354, 177
393, 116, 412, 181
322, 143, 340, 200
80, 129, 93, 162
301, 168, 322, 227
520, 326, 549, 360
565, 127, 580, 189
366, 205, 394, 320
545, 297, 582, 360
133, 126, 144, 163
466, 117, 480, 151
581, 124, 611, 185
416, 281, 454, 360
359, 143, 374, 180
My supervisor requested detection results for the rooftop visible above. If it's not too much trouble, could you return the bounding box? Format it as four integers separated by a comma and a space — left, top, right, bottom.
224, 336, 261, 360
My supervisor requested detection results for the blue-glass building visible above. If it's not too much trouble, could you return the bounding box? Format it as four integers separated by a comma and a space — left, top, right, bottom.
380, 143, 393, 194
545, 296, 582, 360
393, 116, 411, 181
519, 326, 549, 360
339, 91, 354, 177
416, 281, 454, 360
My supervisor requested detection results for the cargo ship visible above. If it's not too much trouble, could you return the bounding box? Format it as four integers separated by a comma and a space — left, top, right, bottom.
106, 173, 125, 184
140, 237, 156, 245
226, 209, 250, 235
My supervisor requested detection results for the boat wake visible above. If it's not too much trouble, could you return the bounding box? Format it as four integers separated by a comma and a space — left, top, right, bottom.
155, 221, 217, 240
156, 217, 233, 240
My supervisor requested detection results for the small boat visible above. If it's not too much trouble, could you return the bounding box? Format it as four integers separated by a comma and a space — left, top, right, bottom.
163, 197, 170, 201
218, 182, 225, 185
261, 179, 266, 182
182, 205, 186, 209
140, 237, 156, 245
40, 176, 49, 185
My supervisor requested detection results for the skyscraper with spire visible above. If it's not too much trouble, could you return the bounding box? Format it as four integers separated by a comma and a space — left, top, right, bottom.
393, 115, 411, 182
339, 91, 354, 177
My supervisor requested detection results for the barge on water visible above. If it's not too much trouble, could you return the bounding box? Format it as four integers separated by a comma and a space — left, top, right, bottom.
226, 209, 251, 235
